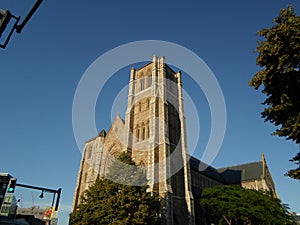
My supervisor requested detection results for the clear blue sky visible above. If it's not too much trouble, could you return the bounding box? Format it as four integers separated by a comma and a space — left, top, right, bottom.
1, 1, 299, 224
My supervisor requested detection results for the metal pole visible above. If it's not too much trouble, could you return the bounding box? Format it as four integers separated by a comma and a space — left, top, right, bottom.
51, 193, 56, 208
15, 0, 43, 33
16, 183, 59, 193
16, 183, 62, 209
54, 188, 61, 211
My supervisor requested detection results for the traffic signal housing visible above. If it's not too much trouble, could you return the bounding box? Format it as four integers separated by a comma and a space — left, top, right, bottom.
0, 9, 12, 38
0, 174, 11, 207
7, 178, 16, 193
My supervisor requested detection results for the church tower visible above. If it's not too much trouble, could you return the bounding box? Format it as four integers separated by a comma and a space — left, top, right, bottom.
72, 56, 280, 225
124, 56, 195, 225
72, 56, 195, 225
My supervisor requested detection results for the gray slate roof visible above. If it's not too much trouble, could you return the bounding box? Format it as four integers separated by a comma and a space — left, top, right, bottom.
217, 161, 263, 184
189, 156, 226, 183
189, 156, 264, 185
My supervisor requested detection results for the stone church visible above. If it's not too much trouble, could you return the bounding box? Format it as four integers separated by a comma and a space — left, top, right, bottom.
72, 56, 277, 225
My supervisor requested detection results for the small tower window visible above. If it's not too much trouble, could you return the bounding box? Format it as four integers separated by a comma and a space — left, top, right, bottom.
147, 99, 150, 109
147, 125, 150, 139
140, 78, 145, 91
142, 127, 146, 140
137, 128, 140, 142
148, 75, 152, 87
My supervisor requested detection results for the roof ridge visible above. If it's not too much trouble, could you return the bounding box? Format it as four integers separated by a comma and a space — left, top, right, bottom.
217, 160, 262, 170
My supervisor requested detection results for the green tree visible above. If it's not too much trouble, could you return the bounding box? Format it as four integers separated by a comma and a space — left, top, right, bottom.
69, 152, 162, 225
249, 5, 300, 179
200, 185, 296, 225
286, 152, 300, 179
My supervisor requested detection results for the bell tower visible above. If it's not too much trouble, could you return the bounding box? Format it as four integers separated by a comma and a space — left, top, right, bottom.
124, 56, 195, 225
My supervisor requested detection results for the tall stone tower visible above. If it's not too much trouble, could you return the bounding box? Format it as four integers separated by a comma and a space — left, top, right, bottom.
72, 56, 195, 225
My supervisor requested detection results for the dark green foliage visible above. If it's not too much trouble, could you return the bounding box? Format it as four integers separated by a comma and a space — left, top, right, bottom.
249, 5, 300, 179
286, 152, 300, 179
69, 152, 162, 225
200, 185, 296, 225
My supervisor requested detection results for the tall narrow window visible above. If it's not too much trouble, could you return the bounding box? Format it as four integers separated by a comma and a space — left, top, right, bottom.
147, 126, 150, 139
137, 128, 140, 141
148, 75, 152, 87
140, 78, 145, 91
84, 173, 88, 183
142, 127, 146, 140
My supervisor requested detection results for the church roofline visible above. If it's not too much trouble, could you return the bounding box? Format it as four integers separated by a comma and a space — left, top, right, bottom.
217, 160, 262, 171
102, 114, 125, 140
217, 161, 263, 182
85, 114, 125, 144
189, 155, 270, 184
99, 129, 107, 137
85, 134, 102, 143
135, 61, 152, 71
133, 56, 177, 74
189, 156, 226, 183
165, 64, 177, 74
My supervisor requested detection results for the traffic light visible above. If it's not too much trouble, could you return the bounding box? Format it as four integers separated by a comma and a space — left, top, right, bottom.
0, 174, 10, 207
0, 9, 12, 38
7, 178, 16, 193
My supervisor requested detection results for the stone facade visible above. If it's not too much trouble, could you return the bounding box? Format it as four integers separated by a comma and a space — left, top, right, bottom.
72, 56, 195, 225
72, 115, 126, 210
72, 57, 277, 225
124, 56, 194, 225
217, 154, 277, 197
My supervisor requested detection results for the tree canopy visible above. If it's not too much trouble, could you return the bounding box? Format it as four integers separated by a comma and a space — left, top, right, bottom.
200, 185, 296, 225
69, 152, 162, 225
286, 152, 300, 179
249, 5, 300, 179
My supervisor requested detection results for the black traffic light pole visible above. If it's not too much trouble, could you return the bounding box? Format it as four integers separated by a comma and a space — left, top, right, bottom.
15, 183, 61, 211
0, 0, 43, 49
15, 0, 43, 34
